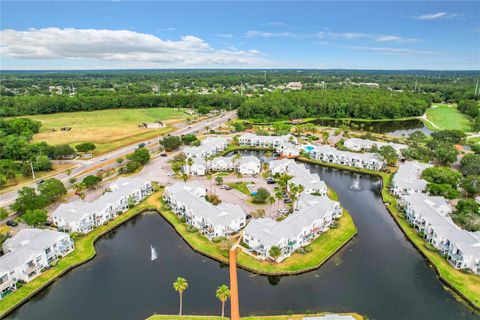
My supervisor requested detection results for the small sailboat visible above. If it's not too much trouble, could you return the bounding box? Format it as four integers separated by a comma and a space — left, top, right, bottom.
151, 245, 158, 261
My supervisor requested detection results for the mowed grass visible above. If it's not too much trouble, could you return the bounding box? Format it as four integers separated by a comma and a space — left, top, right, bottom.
425, 104, 472, 132
22, 108, 187, 155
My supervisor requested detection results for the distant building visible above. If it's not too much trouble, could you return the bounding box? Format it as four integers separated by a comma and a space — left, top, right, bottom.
183, 137, 229, 159
344, 138, 407, 155
285, 82, 303, 90
269, 159, 327, 195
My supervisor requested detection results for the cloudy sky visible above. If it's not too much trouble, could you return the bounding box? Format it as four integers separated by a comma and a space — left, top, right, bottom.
1, 1, 479, 70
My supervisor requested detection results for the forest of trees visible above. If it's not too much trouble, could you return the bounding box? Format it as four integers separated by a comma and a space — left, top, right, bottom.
237, 89, 431, 120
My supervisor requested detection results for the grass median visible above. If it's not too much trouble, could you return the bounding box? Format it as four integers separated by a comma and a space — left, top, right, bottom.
147, 312, 364, 320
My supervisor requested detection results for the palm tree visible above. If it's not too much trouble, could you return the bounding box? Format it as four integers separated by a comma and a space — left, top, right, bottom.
269, 246, 282, 261
173, 277, 188, 316
295, 185, 304, 210
275, 189, 283, 210
267, 196, 275, 217
186, 157, 193, 174
215, 284, 231, 317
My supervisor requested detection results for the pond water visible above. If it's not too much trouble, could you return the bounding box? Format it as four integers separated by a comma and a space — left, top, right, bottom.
308, 118, 432, 137
7, 155, 478, 320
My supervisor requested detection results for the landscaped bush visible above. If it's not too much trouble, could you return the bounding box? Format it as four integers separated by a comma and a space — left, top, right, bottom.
180, 216, 187, 223
186, 225, 198, 233
304, 245, 313, 253
212, 237, 224, 243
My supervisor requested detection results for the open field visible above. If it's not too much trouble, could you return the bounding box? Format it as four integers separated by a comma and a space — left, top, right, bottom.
425, 104, 472, 132
147, 313, 364, 320
22, 108, 188, 155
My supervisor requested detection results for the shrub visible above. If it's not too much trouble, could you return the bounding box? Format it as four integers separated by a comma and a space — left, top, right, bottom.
180, 217, 187, 223
186, 225, 198, 233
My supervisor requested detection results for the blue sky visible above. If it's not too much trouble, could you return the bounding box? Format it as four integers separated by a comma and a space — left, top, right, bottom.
1, 1, 479, 70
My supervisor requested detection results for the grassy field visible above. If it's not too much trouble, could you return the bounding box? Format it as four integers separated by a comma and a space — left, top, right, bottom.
425, 104, 472, 132
228, 182, 252, 196
22, 108, 187, 155
147, 313, 364, 320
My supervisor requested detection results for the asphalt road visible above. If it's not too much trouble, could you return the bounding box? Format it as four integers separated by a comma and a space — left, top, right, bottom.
0, 110, 236, 208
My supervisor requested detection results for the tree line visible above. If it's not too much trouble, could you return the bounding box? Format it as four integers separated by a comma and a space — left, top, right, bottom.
237, 89, 431, 120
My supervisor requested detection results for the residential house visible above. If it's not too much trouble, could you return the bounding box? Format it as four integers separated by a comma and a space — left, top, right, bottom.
182, 158, 207, 176
208, 156, 236, 172
305, 144, 385, 171
164, 182, 247, 239
53, 178, 153, 233
401, 194, 480, 274
244, 194, 341, 262
391, 161, 432, 196
0, 228, 74, 298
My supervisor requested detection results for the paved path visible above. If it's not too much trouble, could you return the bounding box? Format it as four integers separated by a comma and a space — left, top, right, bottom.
229, 248, 241, 320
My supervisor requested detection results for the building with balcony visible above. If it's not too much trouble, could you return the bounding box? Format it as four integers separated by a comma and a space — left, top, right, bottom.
401, 193, 480, 274
238, 156, 261, 175
53, 177, 153, 233
0, 228, 74, 298
238, 133, 297, 148
243, 194, 341, 262
183, 136, 229, 159
304, 144, 385, 171
164, 182, 247, 239
391, 161, 432, 196
344, 138, 407, 155
269, 159, 327, 196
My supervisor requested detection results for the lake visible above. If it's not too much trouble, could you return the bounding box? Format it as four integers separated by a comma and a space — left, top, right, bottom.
6, 157, 478, 320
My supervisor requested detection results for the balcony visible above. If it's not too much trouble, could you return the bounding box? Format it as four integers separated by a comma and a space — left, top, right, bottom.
0, 279, 15, 293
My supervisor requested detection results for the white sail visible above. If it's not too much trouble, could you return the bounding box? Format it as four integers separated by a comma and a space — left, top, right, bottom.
151, 245, 158, 261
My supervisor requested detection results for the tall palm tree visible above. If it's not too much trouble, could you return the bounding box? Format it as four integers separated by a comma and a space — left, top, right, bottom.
267, 196, 275, 217
215, 284, 231, 317
173, 277, 188, 316
295, 185, 305, 210
275, 189, 283, 210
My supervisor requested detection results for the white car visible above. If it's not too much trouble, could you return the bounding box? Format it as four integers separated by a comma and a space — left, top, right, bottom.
277, 208, 288, 214
166, 171, 175, 176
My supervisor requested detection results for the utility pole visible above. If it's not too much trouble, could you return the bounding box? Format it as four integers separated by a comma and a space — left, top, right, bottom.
475, 79, 479, 96
414, 81, 417, 92
30, 161, 36, 180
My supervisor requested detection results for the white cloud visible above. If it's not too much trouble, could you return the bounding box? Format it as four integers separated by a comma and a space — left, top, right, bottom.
413, 12, 453, 20
264, 22, 286, 27
245, 30, 299, 39
347, 46, 438, 55
374, 35, 418, 43
216, 33, 234, 39
0, 27, 269, 68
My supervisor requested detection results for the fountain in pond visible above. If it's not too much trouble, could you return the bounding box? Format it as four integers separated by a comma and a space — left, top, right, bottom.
350, 174, 361, 191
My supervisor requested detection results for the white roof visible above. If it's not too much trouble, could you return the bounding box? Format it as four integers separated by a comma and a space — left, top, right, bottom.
403, 193, 480, 257
0, 247, 42, 273
393, 161, 432, 191
166, 182, 246, 226
345, 138, 407, 153
307, 144, 384, 163
3, 228, 68, 253
239, 133, 296, 144
53, 177, 149, 222
245, 195, 338, 246
270, 159, 326, 191
239, 155, 261, 166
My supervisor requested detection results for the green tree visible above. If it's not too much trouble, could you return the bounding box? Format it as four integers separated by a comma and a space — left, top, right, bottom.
421, 167, 462, 187
215, 284, 231, 318
426, 183, 459, 199
462, 175, 480, 197
82, 175, 102, 189
233, 122, 245, 132
431, 130, 466, 145
460, 154, 480, 176
215, 176, 223, 186
269, 246, 282, 261
173, 277, 189, 316
161, 136, 182, 152
452, 199, 480, 231
378, 145, 398, 166
22, 209, 48, 227
38, 178, 67, 203
75, 142, 96, 153
127, 147, 150, 165
408, 130, 427, 144
428, 141, 458, 165
253, 187, 270, 203
33, 155, 52, 171
181, 134, 198, 145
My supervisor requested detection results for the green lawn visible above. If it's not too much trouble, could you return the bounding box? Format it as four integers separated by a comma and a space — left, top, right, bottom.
425, 104, 472, 132
228, 182, 252, 196
147, 313, 364, 320
21, 108, 187, 155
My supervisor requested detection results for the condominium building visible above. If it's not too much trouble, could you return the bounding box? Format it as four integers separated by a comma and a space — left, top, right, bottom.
305, 144, 385, 171
401, 193, 480, 274
269, 159, 327, 195
183, 136, 229, 159
53, 178, 153, 233
238, 133, 297, 148
0, 228, 74, 299
183, 155, 261, 176
391, 161, 432, 196
243, 194, 341, 262
164, 182, 247, 239
344, 138, 407, 155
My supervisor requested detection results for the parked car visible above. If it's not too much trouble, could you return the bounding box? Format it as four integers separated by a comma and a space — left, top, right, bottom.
36, 179, 45, 185
137, 143, 145, 148
6, 220, 18, 227
283, 198, 292, 203
44, 221, 53, 227
221, 185, 232, 190
277, 208, 288, 214
160, 153, 168, 157
166, 171, 175, 176
266, 177, 276, 184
